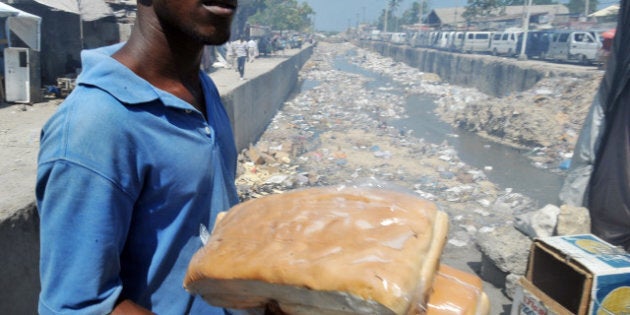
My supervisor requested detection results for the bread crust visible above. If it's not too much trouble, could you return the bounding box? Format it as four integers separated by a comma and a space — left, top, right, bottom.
426, 264, 489, 315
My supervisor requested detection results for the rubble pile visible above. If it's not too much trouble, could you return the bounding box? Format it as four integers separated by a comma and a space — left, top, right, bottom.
345, 45, 602, 171
236, 42, 540, 247
437, 76, 601, 170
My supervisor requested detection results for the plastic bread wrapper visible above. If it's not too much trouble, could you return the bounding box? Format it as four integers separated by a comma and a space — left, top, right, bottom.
185, 184, 449, 315
426, 264, 489, 315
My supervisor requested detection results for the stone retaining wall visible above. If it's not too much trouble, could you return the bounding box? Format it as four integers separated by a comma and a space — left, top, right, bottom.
224, 45, 314, 151
357, 40, 592, 98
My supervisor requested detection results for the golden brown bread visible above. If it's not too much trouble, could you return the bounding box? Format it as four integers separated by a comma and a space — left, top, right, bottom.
427, 264, 490, 315
184, 186, 449, 314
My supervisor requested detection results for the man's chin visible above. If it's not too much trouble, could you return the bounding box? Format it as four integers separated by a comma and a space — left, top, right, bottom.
198, 31, 231, 46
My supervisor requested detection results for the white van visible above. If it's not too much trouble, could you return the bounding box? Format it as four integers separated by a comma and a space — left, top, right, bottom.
370, 30, 381, 41
461, 32, 492, 53
490, 30, 522, 56
448, 32, 465, 51
410, 31, 432, 48
428, 31, 440, 48
546, 31, 601, 64
390, 32, 407, 45
436, 32, 451, 50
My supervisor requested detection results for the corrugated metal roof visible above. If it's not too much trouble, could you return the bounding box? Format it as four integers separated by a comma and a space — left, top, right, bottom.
33, 0, 113, 21
430, 4, 569, 26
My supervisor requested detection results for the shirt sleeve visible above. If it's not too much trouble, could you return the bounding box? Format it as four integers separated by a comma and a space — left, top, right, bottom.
36, 159, 135, 315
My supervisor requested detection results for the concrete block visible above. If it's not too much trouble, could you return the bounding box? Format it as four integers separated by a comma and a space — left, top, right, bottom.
477, 225, 532, 287
556, 204, 591, 236
0, 203, 39, 315
514, 204, 560, 238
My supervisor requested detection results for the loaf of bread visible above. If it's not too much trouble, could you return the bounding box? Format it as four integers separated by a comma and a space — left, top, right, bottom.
427, 264, 490, 315
184, 186, 449, 314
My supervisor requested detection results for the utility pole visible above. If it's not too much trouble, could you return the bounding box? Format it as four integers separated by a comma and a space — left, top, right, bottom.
518, 0, 533, 61
585, 0, 590, 17
384, 6, 389, 32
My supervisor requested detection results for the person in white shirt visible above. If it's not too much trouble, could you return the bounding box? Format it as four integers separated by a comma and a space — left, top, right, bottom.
247, 38, 258, 62
233, 37, 248, 80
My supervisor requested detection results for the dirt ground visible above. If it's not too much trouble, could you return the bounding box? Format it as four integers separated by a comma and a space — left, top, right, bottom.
0, 99, 61, 218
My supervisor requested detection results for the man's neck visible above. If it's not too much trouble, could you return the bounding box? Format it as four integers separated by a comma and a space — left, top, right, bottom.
112, 17, 206, 114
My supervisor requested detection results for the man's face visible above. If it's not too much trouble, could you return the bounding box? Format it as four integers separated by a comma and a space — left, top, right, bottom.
153, 0, 237, 45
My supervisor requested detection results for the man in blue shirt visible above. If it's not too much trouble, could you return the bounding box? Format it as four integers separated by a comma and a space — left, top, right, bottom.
36, 0, 239, 314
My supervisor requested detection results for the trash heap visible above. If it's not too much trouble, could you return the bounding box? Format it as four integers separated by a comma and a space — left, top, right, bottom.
346, 44, 602, 171
235, 42, 534, 252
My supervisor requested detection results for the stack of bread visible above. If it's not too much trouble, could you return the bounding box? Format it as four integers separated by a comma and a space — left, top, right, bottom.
184, 186, 490, 315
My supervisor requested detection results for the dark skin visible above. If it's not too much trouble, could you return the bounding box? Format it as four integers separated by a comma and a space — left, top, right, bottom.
108, 0, 236, 313
112, 0, 235, 118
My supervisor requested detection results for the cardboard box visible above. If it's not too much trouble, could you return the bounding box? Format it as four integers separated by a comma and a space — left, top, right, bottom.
511, 234, 630, 315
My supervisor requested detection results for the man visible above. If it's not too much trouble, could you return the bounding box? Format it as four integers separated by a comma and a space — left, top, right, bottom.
233, 36, 248, 80
560, 0, 629, 252
247, 38, 258, 62
36, 0, 239, 314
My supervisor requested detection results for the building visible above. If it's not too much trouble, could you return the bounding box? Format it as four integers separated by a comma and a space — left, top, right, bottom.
425, 4, 569, 30
1, 0, 136, 86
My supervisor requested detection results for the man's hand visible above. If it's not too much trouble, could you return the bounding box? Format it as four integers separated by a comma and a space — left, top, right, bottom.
111, 300, 155, 315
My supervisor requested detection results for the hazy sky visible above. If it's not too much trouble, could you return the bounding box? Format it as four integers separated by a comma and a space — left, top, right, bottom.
297, 0, 607, 32
297, 0, 466, 32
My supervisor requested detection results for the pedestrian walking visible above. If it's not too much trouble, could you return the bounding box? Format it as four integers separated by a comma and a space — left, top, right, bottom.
35, 0, 239, 314
233, 36, 248, 80
248, 38, 258, 62
225, 40, 236, 70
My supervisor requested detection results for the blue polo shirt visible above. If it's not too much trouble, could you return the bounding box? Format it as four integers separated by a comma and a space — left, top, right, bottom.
36, 43, 239, 314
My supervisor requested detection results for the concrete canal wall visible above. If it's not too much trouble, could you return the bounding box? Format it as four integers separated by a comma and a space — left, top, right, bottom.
224, 45, 314, 151
357, 40, 595, 98
0, 45, 313, 314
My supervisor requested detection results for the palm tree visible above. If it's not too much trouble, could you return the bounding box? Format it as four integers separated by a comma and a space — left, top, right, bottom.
387, 0, 402, 31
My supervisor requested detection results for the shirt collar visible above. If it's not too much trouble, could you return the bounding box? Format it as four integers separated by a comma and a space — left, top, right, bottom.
76, 43, 208, 112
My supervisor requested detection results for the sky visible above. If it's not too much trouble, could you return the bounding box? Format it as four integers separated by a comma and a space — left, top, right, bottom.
297, 0, 612, 32
297, 0, 464, 32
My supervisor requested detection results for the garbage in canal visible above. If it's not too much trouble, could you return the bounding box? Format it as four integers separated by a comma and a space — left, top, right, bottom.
234, 42, 555, 250
234, 43, 605, 307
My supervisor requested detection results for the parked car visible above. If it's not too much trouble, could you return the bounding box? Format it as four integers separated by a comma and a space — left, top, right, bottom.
390, 32, 407, 45
460, 32, 492, 53
490, 30, 522, 56
448, 32, 465, 51
545, 30, 601, 64
515, 30, 553, 59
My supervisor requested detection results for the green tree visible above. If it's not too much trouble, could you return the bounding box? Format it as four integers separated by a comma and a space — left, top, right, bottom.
420, 0, 432, 15
463, 0, 511, 21
566, 0, 599, 14
234, 0, 266, 36
247, 0, 314, 31
389, 0, 403, 13
389, 0, 403, 31
400, 1, 422, 25
508, 0, 557, 4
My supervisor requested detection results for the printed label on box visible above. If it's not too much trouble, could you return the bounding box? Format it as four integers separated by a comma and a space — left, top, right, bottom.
517, 291, 550, 315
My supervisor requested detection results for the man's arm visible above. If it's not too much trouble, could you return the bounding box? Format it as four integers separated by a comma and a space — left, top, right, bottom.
112, 300, 155, 315
36, 161, 134, 314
